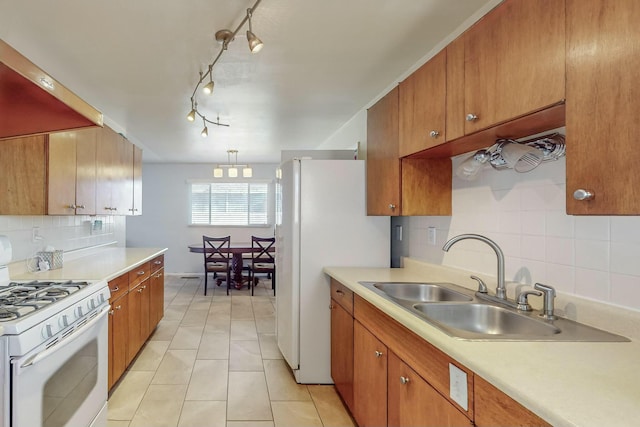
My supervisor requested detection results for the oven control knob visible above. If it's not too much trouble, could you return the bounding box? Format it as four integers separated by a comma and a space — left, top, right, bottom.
59, 315, 70, 328
98, 293, 106, 304
75, 306, 84, 318
42, 323, 54, 339
88, 299, 96, 310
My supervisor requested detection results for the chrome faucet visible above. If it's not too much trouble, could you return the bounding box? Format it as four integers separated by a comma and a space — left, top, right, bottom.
442, 234, 507, 300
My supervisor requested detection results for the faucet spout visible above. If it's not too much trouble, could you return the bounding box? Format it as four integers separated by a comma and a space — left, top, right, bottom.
442, 234, 506, 300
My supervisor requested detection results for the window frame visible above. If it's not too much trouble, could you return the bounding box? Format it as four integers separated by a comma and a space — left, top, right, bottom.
188, 179, 274, 228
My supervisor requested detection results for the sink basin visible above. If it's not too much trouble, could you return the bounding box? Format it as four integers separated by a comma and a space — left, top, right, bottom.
372, 282, 473, 303
412, 303, 561, 338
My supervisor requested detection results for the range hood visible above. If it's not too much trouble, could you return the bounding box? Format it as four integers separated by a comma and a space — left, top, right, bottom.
0, 39, 103, 140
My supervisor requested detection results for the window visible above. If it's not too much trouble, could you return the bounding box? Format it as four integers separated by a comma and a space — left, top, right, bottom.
190, 181, 270, 226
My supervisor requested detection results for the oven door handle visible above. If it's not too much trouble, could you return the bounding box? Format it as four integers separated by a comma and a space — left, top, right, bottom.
17, 306, 110, 369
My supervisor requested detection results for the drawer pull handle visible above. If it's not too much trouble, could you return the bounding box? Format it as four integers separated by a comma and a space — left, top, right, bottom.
335, 289, 344, 296
154, 260, 162, 265
137, 271, 145, 275
111, 286, 119, 292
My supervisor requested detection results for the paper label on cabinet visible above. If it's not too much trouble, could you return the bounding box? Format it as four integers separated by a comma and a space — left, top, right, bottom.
449, 363, 468, 411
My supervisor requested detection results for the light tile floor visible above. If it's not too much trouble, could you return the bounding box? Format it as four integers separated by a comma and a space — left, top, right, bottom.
107, 275, 355, 427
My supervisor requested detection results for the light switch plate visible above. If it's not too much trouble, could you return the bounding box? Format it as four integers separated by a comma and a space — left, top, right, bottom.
427, 227, 436, 245
449, 363, 468, 411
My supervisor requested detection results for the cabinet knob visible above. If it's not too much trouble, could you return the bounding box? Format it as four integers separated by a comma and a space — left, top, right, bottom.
154, 260, 162, 265
111, 286, 119, 292
465, 113, 479, 122
389, 204, 396, 211
137, 271, 145, 275
429, 130, 440, 138
77, 204, 85, 209
115, 305, 122, 310
374, 350, 383, 358
108, 310, 114, 315
329, 304, 334, 310
573, 189, 595, 201
68, 204, 77, 209
400, 376, 410, 385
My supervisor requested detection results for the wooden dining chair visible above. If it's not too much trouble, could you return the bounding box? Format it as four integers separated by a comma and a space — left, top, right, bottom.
202, 235, 231, 295
249, 236, 276, 296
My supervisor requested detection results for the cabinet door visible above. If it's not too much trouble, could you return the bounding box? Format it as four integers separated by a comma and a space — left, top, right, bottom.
0, 135, 47, 215
96, 126, 117, 214
566, 0, 640, 214
114, 136, 134, 215
354, 320, 387, 427
388, 352, 470, 427
399, 49, 446, 156
75, 127, 98, 215
109, 294, 129, 390
331, 299, 354, 411
474, 376, 551, 427
47, 132, 77, 215
126, 282, 149, 365
464, 0, 565, 134
149, 268, 164, 330
132, 144, 143, 215
367, 87, 401, 216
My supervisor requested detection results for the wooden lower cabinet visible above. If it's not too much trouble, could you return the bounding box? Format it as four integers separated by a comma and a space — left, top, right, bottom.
388, 352, 471, 427
330, 298, 354, 411
474, 376, 551, 427
108, 293, 129, 390
127, 278, 150, 365
149, 267, 164, 329
330, 280, 551, 426
108, 257, 165, 391
354, 320, 388, 427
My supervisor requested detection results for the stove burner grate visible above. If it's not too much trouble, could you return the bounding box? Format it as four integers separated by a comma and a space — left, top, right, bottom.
0, 309, 18, 321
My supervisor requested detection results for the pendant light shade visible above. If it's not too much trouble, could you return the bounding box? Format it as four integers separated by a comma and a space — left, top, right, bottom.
214, 149, 252, 178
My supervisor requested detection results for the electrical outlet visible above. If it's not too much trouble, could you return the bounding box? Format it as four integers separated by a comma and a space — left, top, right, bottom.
32, 226, 43, 243
449, 363, 468, 410
427, 227, 436, 245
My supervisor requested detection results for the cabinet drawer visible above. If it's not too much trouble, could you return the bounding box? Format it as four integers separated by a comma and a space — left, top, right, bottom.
354, 294, 474, 420
108, 273, 129, 300
128, 262, 150, 290
150, 254, 164, 273
331, 279, 353, 315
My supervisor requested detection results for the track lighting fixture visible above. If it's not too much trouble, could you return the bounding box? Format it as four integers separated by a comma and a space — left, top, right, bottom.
455, 133, 566, 181
186, 0, 264, 137
214, 150, 253, 178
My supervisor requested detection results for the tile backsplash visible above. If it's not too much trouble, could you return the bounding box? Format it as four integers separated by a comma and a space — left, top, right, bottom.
0, 215, 126, 266
397, 154, 640, 312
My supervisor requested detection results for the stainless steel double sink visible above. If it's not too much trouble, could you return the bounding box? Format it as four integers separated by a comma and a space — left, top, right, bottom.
359, 281, 628, 342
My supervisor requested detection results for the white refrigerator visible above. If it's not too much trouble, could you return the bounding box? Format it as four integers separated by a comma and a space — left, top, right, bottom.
275, 158, 390, 384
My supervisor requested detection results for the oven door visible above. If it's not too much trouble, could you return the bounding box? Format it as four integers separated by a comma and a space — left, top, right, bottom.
11, 307, 109, 427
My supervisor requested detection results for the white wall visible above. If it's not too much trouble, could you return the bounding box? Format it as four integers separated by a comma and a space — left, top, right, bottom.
0, 214, 125, 266
126, 163, 278, 274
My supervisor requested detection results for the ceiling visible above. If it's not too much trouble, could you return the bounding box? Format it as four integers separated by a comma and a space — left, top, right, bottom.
0, 0, 495, 164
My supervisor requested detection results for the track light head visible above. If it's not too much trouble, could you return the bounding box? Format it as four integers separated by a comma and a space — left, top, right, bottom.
247, 30, 263, 53
203, 80, 214, 95
187, 108, 196, 122
201, 126, 208, 138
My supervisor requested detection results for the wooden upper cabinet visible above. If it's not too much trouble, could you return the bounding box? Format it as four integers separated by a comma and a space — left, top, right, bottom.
75, 128, 98, 215
367, 87, 401, 216
0, 135, 47, 215
48, 132, 78, 215
367, 87, 452, 216
96, 125, 118, 214
96, 125, 136, 215
48, 128, 98, 215
463, 0, 565, 134
132, 145, 143, 215
399, 49, 446, 157
566, 0, 640, 215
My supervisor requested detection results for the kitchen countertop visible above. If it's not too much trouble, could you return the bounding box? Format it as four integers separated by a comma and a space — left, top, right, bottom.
324, 259, 640, 427
11, 247, 167, 283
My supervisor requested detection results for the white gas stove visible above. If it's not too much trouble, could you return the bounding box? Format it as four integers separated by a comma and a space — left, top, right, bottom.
0, 238, 110, 427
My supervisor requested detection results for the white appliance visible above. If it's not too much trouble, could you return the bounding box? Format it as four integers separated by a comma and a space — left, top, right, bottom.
275, 159, 390, 384
0, 237, 110, 427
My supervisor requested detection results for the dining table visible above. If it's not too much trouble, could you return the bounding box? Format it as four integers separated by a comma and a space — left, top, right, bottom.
188, 242, 275, 289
